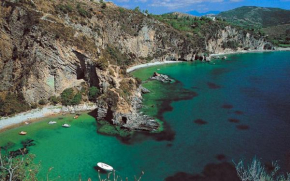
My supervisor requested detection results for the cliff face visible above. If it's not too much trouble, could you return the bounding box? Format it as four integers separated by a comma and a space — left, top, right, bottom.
0, 0, 273, 132
206, 26, 273, 54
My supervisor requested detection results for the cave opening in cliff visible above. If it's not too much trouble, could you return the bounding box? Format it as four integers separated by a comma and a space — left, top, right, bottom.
122, 116, 128, 124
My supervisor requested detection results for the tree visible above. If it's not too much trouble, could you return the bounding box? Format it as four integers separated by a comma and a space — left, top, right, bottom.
0, 149, 40, 181
134, 6, 140, 12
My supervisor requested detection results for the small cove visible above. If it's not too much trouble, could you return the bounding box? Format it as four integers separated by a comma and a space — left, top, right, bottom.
1, 51, 290, 180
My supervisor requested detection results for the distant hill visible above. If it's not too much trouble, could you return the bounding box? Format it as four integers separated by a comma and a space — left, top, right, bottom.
187, 10, 220, 17
217, 6, 290, 28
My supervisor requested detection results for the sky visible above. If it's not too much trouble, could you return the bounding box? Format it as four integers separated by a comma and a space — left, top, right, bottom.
108, 0, 290, 14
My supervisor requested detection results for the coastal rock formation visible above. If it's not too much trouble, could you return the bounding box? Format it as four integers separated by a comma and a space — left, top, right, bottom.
206, 26, 274, 54
150, 72, 174, 83
0, 0, 274, 132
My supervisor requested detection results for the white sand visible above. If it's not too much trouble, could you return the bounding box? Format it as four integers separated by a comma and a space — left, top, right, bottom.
0, 103, 97, 131
210, 47, 290, 58
126, 61, 183, 73
0, 106, 62, 130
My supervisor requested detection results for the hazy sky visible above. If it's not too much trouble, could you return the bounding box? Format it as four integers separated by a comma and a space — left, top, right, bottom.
109, 0, 290, 14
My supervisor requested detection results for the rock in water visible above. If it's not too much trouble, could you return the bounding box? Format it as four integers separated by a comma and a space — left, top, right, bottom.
140, 86, 150, 94
150, 72, 174, 83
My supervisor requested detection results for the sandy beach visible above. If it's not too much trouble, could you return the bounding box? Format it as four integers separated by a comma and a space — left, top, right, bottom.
209, 47, 290, 58
127, 48, 290, 73
0, 103, 97, 131
0, 106, 62, 131
126, 61, 183, 73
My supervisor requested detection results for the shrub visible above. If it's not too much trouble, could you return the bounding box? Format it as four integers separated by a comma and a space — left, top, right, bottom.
71, 93, 82, 105
0, 93, 30, 117
101, 2, 106, 9
88, 86, 100, 101
96, 58, 109, 70
38, 99, 46, 105
57, 4, 73, 14
60, 88, 74, 106
49, 96, 59, 105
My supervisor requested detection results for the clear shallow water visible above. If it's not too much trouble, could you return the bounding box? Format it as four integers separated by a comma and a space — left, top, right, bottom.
1, 51, 290, 180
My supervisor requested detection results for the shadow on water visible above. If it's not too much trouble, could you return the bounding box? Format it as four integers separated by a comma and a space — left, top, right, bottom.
194, 119, 208, 125
165, 162, 240, 181
207, 82, 222, 89
210, 68, 230, 77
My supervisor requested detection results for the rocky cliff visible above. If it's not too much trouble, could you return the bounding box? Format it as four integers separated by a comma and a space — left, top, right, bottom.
0, 0, 273, 133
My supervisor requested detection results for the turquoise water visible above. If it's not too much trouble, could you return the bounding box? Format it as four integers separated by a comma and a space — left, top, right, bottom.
1, 51, 290, 180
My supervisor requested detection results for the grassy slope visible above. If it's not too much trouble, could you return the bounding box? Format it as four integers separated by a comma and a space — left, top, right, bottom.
217, 6, 290, 47
218, 6, 290, 28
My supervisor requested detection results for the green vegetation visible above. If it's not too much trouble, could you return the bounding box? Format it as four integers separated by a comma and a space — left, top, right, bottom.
107, 46, 130, 66
152, 13, 237, 50
88, 86, 100, 101
49, 96, 60, 105
222, 40, 239, 50
0, 93, 30, 117
97, 120, 132, 137
218, 6, 290, 28
218, 6, 290, 47
71, 93, 82, 105
134, 6, 140, 13
38, 99, 46, 105
56, 4, 73, 14
77, 3, 92, 18
60, 88, 83, 106
101, 2, 106, 9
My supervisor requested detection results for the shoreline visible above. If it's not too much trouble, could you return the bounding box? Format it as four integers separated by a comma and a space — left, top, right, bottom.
126, 61, 183, 73
127, 48, 290, 73
0, 103, 97, 132
2, 48, 290, 133
209, 47, 290, 58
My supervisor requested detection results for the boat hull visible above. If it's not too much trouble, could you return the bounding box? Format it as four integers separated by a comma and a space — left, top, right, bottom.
97, 162, 113, 171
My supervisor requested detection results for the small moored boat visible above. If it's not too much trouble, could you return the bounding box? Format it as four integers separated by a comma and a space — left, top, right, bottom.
24, 121, 30, 125
74, 115, 79, 119
97, 162, 114, 171
19, 131, 27, 135
62, 124, 71, 128
48, 121, 57, 124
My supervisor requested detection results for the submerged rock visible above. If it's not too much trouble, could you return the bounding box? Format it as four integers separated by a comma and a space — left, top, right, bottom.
150, 72, 174, 83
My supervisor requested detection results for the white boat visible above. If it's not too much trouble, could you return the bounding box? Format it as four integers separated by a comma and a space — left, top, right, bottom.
97, 162, 114, 171
48, 121, 57, 125
62, 124, 71, 128
19, 131, 27, 135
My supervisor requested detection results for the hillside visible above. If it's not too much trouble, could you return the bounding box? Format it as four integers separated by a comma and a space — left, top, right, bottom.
0, 0, 272, 136
217, 6, 290, 28
217, 6, 290, 47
